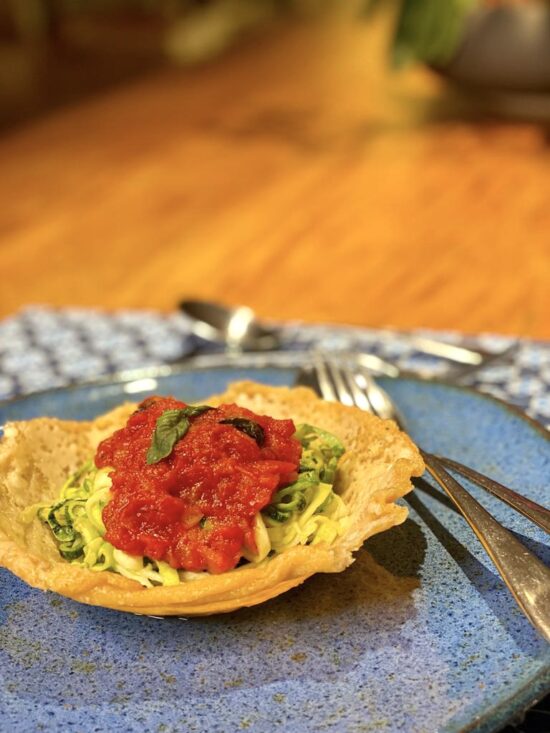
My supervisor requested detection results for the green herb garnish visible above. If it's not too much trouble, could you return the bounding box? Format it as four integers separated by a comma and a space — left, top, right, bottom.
219, 418, 265, 446
146, 405, 213, 464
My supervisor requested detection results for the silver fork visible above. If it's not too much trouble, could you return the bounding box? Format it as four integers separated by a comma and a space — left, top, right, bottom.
307, 356, 550, 642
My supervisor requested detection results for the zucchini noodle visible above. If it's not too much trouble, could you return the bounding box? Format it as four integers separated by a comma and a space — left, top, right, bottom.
25, 423, 349, 587
249, 424, 350, 562
24, 463, 179, 588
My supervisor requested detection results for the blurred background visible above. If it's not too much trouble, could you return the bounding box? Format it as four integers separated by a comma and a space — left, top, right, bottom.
0, 0, 549, 335
3, 0, 550, 131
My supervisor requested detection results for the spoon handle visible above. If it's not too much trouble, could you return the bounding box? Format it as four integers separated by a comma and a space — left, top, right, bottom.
422, 451, 550, 642
436, 456, 550, 534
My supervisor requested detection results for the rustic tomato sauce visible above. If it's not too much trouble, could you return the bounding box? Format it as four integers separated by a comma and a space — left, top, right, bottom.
94, 396, 301, 574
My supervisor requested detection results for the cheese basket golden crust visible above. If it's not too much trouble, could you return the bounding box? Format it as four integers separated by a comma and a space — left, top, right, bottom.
0, 381, 424, 615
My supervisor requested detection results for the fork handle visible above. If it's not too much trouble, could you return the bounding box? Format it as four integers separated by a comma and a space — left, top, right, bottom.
436, 456, 550, 535
422, 451, 550, 643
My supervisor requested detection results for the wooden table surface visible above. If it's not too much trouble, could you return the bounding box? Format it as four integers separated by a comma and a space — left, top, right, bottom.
1, 13, 549, 339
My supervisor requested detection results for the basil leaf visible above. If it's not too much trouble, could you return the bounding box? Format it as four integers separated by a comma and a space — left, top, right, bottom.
219, 418, 265, 447
146, 405, 213, 464
184, 405, 214, 419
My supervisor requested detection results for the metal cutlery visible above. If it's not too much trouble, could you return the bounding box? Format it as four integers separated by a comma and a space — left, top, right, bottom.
179, 298, 518, 379
301, 356, 550, 642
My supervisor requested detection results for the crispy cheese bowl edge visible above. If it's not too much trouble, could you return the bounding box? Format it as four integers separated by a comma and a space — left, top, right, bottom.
0, 381, 424, 616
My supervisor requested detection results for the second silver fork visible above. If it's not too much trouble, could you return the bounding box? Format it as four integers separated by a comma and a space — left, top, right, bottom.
305, 355, 550, 643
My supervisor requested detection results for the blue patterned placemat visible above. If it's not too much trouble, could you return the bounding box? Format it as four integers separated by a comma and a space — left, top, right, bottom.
0, 306, 549, 431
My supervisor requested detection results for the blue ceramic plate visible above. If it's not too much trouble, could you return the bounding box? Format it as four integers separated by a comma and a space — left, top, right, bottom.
1, 361, 549, 733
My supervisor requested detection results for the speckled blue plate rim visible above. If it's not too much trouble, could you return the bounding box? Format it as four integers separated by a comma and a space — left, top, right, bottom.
465, 668, 550, 733
0, 359, 549, 733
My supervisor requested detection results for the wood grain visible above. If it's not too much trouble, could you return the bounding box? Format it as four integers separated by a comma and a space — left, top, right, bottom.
1, 15, 549, 338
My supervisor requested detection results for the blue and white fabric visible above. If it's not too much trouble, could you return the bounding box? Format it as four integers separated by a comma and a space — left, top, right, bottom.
0, 306, 549, 430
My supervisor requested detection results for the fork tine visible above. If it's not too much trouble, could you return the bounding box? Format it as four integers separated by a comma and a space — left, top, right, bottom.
341, 361, 374, 412
312, 354, 339, 403
336, 357, 389, 419
353, 364, 402, 422
325, 359, 355, 407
